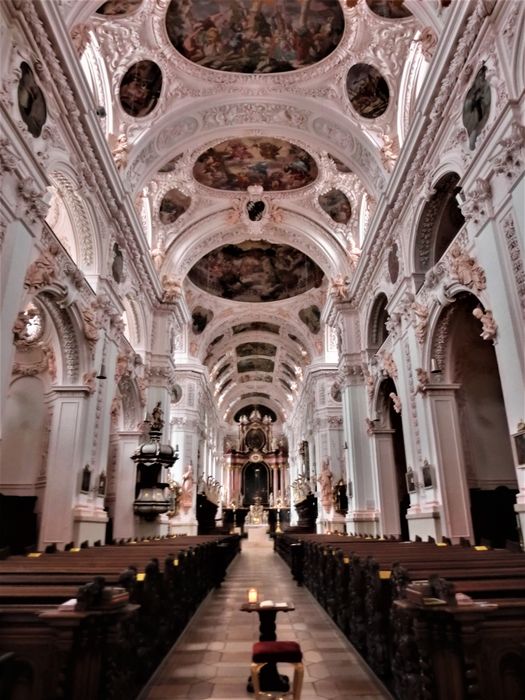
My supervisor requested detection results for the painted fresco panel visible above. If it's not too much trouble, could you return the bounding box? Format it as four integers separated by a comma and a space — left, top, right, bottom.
346, 63, 389, 119
193, 138, 317, 191
165, 0, 344, 74
188, 241, 324, 302
366, 0, 411, 19
119, 60, 162, 117
318, 188, 352, 223
96, 0, 142, 16
299, 305, 321, 334
233, 322, 280, 335
236, 342, 277, 358
159, 188, 191, 224
237, 358, 275, 374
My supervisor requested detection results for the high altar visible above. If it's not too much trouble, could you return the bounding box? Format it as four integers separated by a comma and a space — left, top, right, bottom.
224, 409, 288, 508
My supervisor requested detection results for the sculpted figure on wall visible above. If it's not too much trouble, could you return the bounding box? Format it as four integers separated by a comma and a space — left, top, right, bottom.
389, 392, 402, 414
317, 458, 333, 510
472, 307, 497, 341
24, 247, 58, 291
448, 244, 486, 293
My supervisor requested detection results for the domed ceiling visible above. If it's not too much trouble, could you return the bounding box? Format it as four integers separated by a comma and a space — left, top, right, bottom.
193, 138, 318, 191
165, 0, 345, 74
188, 241, 324, 302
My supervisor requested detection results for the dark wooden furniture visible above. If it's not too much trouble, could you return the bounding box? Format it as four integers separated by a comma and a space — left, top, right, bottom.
241, 600, 294, 693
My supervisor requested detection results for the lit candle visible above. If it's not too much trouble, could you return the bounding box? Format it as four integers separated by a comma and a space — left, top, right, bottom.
248, 587, 258, 604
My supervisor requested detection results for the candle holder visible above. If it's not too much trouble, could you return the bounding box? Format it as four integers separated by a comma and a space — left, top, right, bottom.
247, 587, 259, 605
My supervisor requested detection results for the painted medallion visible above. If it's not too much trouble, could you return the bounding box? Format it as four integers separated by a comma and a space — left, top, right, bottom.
366, 0, 412, 18
318, 189, 352, 224
96, 0, 142, 16
346, 63, 389, 119
191, 306, 213, 334
165, 0, 344, 74
18, 62, 47, 138
299, 305, 321, 334
188, 241, 324, 302
159, 188, 191, 224
193, 138, 318, 191
119, 60, 162, 117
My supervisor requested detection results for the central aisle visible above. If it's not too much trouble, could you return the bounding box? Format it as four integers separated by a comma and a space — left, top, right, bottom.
140, 533, 392, 699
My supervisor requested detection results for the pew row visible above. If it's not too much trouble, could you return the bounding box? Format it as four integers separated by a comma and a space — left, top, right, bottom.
274, 533, 525, 699
0, 534, 240, 699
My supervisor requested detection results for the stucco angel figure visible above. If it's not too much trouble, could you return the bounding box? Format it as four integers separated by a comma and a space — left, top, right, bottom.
472, 307, 497, 341
108, 132, 128, 170
330, 275, 349, 301
161, 275, 182, 302
448, 244, 486, 292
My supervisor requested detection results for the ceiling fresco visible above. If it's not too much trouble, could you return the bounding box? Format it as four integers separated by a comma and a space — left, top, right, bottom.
346, 63, 389, 119
191, 306, 213, 334
232, 322, 280, 335
119, 60, 162, 117
159, 188, 191, 224
96, 0, 142, 16
236, 342, 277, 358
299, 305, 321, 334
237, 358, 275, 374
193, 138, 318, 192
318, 189, 352, 224
366, 0, 412, 19
165, 0, 345, 74
188, 241, 324, 302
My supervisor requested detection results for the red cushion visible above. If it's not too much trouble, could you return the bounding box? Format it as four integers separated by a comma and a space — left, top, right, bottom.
252, 641, 302, 663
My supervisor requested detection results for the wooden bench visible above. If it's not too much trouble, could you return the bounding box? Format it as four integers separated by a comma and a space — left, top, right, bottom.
0, 534, 240, 699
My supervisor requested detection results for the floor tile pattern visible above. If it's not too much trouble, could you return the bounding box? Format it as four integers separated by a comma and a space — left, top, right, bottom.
140, 531, 392, 700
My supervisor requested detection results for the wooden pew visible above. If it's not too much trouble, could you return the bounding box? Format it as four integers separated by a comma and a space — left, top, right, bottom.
274, 533, 525, 698
0, 534, 240, 699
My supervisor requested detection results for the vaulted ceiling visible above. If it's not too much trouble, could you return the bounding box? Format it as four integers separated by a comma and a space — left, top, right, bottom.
64, 0, 439, 427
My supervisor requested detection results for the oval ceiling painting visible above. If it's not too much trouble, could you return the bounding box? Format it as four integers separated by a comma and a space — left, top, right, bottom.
96, 0, 142, 16
346, 63, 389, 119
165, 0, 344, 74
119, 60, 162, 117
159, 188, 191, 224
319, 189, 352, 224
193, 138, 317, 192
188, 241, 324, 303
366, 0, 412, 19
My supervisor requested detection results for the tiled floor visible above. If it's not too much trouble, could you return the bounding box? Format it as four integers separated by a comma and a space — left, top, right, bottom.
139, 531, 392, 700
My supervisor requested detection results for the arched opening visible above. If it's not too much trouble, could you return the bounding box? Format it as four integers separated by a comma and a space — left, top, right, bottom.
368, 293, 389, 349
376, 377, 409, 541
414, 172, 465, 284
243, 461, 270, 506
446, 293, 518, 546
